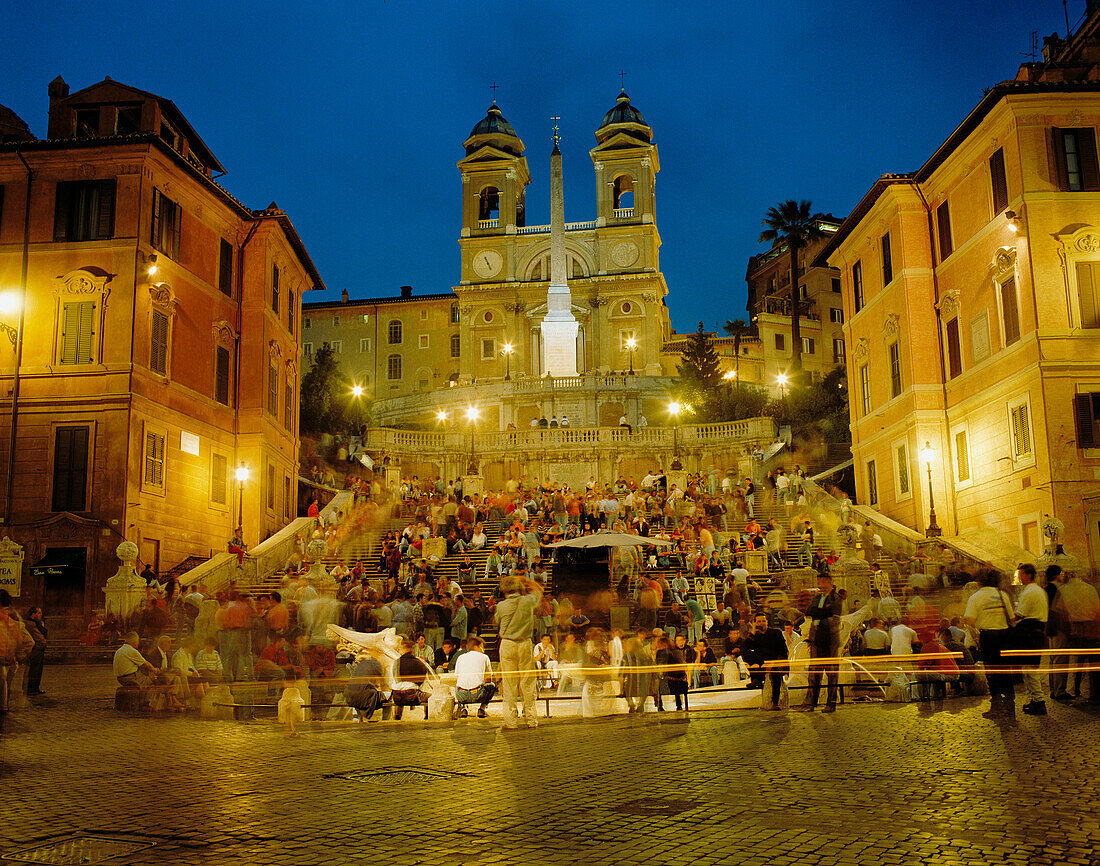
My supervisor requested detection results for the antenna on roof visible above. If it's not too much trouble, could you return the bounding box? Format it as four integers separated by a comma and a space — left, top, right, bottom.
1021, 30, 1039, 61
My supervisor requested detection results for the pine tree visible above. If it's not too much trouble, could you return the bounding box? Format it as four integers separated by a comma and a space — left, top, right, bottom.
299, 343, 358, 436
676, 321, 722, 389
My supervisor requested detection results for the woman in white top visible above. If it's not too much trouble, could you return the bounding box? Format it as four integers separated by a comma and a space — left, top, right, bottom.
964, 569, 1015, 714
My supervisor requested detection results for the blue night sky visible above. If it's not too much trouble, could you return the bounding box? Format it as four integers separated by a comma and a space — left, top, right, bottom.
2, 0, 1074, 333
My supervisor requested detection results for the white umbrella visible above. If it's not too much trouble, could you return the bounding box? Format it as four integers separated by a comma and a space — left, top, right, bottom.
549, 531, 673, 549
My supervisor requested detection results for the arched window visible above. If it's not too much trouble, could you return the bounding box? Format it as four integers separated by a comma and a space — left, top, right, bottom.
387, 354, 402, 380
450, 303, 460, 323
450, 334, 461, 358
613, 175, 634, 209
388, 320, 402, 345
478, 186, 500, 221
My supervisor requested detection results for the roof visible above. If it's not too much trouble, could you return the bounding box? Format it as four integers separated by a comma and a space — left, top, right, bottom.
813, 79, 1100, 267
465, 104, 522, 155
598, 90, 649, 137
0, 133, 326, 291
303, 291, 458, 310
0, 104, 34, 141
60, 77, 225, 173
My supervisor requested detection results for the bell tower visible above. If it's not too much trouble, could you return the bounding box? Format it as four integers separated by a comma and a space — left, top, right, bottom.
457, 103, 530, 255
591, 91, 659, 228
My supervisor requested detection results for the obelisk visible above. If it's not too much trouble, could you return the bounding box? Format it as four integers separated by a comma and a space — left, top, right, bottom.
541, 119, 579, 377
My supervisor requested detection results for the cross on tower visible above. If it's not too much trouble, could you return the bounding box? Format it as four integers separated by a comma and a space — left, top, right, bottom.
551, 115, 561, 146
489, 82, 499, 103
619, 70, 627, 90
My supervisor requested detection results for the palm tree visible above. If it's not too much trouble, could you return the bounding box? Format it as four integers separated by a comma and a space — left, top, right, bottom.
722, 318, 750, 381
759, 200, 826, 379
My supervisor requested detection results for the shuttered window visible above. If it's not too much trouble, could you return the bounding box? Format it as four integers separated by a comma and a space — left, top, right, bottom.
990, 148, 1008, 214
881, 233, 893, 286
284, 475, 293, 518
218, 239, 233, 296
284, 381, 293, 431
267, 464, 276, 510
896, 443, 910, 496
889, 342, 902, 398
52, 426, 89, 512
211, 453, 228, 505
268, 364, 278, 416
852, 260, 864, 313
1010, 402, 1032, 459
450, 334, 460, 358
150, 310, 169, 375
151, 189, 181, 259
59, 301, 95, 365
272, 265, 280, 314
1000, 278, 1020, 346
859, 364, 871, 416
144, 430, 165, 489
288, 289, 295, 334
955, 430, 970, 483
1053, 127, 1100, 191
1073, 394, 1100, 449
946, 317, 962, 379
937, 200, 953, 261
1076, 261, 1100, 328
54, 180, 115, 242
867, 460, 878, 507
215, 346, 230, 405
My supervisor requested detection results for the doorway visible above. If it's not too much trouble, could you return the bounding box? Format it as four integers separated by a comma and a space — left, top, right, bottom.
140, 538, 161, 577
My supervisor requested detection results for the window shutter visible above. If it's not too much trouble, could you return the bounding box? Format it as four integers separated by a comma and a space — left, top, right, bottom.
955, 431, 970, 482
77, 302, 94, 363
1074, 394, 1096, 448
285, 381, 293, 430
1001, 278, 1020, 345
937, 201, 952, 260
215, 346, 230, 405
151, 190, 162, 248
1012, 404, 1032, 458
946, 317, 962, 379
896, 446, 909, 495
881, 233, 893, 285
52, 427, 73, 511
990, 148, 1008, 213
150, 310, 168, 374
1052, 128, 1069, 191
144, 431, 165, 487
170, 200, 181, 259
1076, 262, 1100, 328
94, 181, 114, 239
218, 239, 233, 296
212, 453, 227, 504
1080, 128, 1100, 191
54, 182, 71, 242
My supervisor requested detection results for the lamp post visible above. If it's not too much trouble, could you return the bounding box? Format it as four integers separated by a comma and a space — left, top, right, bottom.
501, 342, 514, 381
776, 372, 788, 401
351, 384, 364, 436
465, 406, 479, 475
625, 336, 637, 375
669, 401, 681, 469
235, 463, 249, 538
921, 441, 942, 537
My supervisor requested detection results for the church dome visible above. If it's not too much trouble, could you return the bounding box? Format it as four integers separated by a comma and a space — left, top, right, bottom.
596, 90, 651, 143
465, 103, 523, 155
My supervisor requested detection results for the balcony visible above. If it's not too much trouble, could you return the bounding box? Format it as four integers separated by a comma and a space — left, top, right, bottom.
613, 207, 635, 219
757, 296, 820, 321
477, 218, 499, 230
516, 221, 597, 235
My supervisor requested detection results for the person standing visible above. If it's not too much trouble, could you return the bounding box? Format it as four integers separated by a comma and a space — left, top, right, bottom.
24, 607, 47, 696
965, 569, 1016, 717
494, 575, 542, 730
1014, 563, 1049, 716
794, 572, 842, 713
745, 613, 788, 709
1052, 568, 1100, 704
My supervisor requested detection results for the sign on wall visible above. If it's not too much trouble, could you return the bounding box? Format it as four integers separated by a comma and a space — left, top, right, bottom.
0, 537, 25, 597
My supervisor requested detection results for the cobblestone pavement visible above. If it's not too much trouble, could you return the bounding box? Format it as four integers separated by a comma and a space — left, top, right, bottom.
2, 665, 1099, 866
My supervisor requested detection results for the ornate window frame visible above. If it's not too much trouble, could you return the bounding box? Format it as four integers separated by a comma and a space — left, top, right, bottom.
991, 246, 1021, 348
147, 283, 176, 380
1057, 225, 1100, 330
53, 268, 112, 368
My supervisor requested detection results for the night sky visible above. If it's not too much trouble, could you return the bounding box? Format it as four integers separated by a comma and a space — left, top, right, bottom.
2, 1, 1074, 332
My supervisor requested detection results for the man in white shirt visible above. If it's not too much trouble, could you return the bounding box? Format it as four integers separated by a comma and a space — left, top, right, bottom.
641, 471, 657, 491
775, 471, 790, 507
113, 631, 154, 686
890, 622, 918, 657
1015, 563, 1049, 715
534, 634, 559, 687
453, 636, 497, 718
862, 618, 890, 653
1053, 570, 1100, 702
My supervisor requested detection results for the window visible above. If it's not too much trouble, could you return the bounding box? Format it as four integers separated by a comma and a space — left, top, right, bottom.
360, 313, 370, 324
852, 260, 864, 313
481, 338, 496, 360
774, 333, 785, 351
1009, 397, 1033, 461
1075, 261, 1100, 328
419, 334, 429, 349
388, 320, 403, 344
159, 120, 179, 150
451, 304, 460, 323
151, 189, 181, 259
418, 371, 431, 391
881, 233, 893, 286
59, 301, 95, 365
831, 278, 841, 294
999, 277, 1020, 346
215, 346, 230, 405
832, 338, 845, 364
284, 381, 293, 431
450, 334, 460, 358
954, 428, 971, 483
271, 265, 280, 314
937, 200, 953, 260
52, 426, 89, 511
284, 475, 293, 519
143, 429, 166, 490
304, 317, 311, 329
54, 180, 115, 242
268, 364, 278, 417
945, 317, 962, 379
990, 148, 1008, 214
115, 105, 141, 135
359, 338, 371, 353
1073, 393, 1100, 448
332, 316, 340, 327
288, 289, 295, 334
802, 337, 815, 355
267, 464, 276, 511
74, 107, 98, 138
218, 238, 233, 296
830, 308, 844, 324
303, 342, 313, 357
211, 453, 228, 505
150, 309, 169, 375
895, 442, 910, 498
387, 354, 402, 380
859, 364, 871, 415
1053, 127, 1100, 191
866, 460, 878, 507
420, 309, 428, 321
888, 342, 901, 397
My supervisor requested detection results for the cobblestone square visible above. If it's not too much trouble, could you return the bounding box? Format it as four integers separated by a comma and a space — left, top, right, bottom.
2, 666, 1098, 865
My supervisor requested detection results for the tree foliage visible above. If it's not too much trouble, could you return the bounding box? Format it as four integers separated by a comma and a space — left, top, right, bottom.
299, 343, 364, 436
676, 322, 722, 389
767, 365, 850, 443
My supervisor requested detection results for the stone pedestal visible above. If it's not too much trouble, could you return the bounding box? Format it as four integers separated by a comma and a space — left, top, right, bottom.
830, 558, 873, 608
462, 475, 484, 497
666, 469, 688, 492
103, 540, 147, 628
384, 466, 401, 491
542, 317, 579, 377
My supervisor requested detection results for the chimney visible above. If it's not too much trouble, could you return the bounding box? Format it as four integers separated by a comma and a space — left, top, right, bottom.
341, 288, 349, 303
1042, 33, 1064, 63
400, 285, 412, 298
48, 75, 69, 104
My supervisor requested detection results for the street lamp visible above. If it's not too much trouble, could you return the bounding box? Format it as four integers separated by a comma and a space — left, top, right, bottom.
625, 336, 637, 375
436, 409, 448, 425
235, 463, 249, 538
501, 342, 514, 381
723, 370, 736, 383
776, 372, 788, 400
350, 384, 364, 435
669, 401, 682, 469
921, 441, 942, 537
